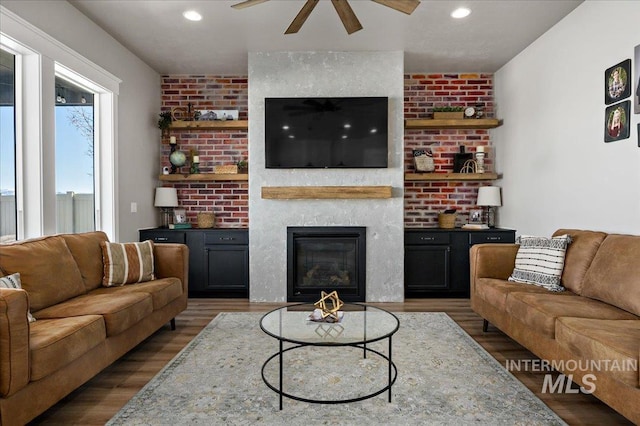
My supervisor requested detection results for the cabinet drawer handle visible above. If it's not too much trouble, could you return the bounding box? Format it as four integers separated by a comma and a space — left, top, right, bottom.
219, 237, 235, 241
486, 236, 501, 241
155, 237, 169, 242
420, 237, 435, 241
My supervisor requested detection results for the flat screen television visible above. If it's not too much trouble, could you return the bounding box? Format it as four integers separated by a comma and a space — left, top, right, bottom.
265, 97, 388, 168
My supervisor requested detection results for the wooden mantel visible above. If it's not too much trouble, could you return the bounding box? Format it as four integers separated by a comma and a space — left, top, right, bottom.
261, 185, 393, 200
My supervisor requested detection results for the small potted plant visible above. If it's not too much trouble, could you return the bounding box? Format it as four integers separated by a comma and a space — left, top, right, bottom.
236, 158, 248, 173
433, 106, 464, 120
157, 111, 173, 136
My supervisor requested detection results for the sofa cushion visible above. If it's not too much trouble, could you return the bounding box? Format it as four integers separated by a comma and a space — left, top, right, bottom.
552, 229, 607, 295
555, 317, 640, 387
508, 234, 571, 292
89, 278, 183, 310
34, 292, 153, 337
101, 240, 155, 286
506, 292, 638, 339
0, 235, 86, 311
581, 234, 640, 316
63, 231, 110, 292
0, 273, 35, 323
475, 278, 552, 311
29, 315, 105, 381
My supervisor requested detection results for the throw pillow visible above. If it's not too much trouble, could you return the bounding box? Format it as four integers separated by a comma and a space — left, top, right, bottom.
101, 240, 155, 287
508, 234, 571, 292
0, 273, 36, 322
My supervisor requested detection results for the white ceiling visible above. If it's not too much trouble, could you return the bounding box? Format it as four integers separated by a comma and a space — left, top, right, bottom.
69, 0, 582, 75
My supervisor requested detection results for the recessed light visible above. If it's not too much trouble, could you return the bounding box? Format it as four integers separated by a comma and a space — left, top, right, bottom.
183, 10, 202, 21
451, 7, 471, 19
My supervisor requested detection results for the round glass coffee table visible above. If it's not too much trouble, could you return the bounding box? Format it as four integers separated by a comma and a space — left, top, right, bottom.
259, 303, 399, 409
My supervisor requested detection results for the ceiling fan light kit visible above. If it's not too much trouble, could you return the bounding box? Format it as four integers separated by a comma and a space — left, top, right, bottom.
232, 0, 421, 34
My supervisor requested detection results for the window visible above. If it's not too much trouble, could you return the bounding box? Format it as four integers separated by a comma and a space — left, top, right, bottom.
1, 8, 120, 240
55, 76, 95, 233
0, 48, 16, 242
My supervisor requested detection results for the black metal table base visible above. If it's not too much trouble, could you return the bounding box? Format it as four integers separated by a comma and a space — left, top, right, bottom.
261, 338, 397, 410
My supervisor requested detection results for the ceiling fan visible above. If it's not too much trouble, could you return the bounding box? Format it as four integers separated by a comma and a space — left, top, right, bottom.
231, 0, 421, 35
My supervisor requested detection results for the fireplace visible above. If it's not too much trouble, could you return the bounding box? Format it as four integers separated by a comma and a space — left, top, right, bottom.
287, 227, 366, 302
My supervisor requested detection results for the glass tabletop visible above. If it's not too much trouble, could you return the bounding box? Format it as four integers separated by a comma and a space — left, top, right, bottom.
260, 303, 399, 345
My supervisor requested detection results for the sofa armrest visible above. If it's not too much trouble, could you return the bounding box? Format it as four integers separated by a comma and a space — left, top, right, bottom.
153, 243, 189, 295
0, 288, 30, 397
470, 243, 519, 294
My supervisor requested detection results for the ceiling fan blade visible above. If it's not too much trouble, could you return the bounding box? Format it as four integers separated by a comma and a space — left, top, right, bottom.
231, 0, 269, 10
285, 0, 319, 34
331, 0, 363, 34
371, 0, 420, 15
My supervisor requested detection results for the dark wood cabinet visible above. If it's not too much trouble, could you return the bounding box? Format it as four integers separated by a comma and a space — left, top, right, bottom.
139, 228, 249, 298
404, 228, 515, 298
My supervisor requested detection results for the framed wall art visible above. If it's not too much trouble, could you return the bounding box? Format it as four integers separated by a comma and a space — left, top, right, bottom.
604, 100, 630, 142
605, 59, 631, 105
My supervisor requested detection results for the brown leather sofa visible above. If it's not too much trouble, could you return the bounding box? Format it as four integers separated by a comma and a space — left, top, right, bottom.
470, 229, 640, 424
0, 231, 188, 425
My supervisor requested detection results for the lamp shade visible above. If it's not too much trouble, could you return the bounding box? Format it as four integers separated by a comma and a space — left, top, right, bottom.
477, 186, 501, 207
154, 187, 178, 207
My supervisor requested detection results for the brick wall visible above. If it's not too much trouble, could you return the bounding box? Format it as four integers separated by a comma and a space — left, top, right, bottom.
159, 73, 495, 229
160, 75, 249, 228
404, 73, 495, 227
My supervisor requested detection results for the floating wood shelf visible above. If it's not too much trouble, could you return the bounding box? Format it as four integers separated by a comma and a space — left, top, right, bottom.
169, 120, 248, 131
404, 118, 502, 130
261, 186, 393, 200
158, 173, 248, 182
405, 172, 499, 181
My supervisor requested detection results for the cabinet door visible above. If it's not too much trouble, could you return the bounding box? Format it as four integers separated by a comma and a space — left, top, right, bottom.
205, 245, 249, 295
186, 231, 206, 295
405, 245, 450, 294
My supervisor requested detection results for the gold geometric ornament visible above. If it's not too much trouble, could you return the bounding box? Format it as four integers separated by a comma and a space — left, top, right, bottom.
313, 290, 344, 321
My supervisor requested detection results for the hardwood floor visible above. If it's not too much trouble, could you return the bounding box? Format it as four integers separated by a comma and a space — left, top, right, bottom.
31, 298, 632, 425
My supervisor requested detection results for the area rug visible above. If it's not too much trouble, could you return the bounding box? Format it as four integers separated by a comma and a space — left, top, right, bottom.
108, 312, 566, 425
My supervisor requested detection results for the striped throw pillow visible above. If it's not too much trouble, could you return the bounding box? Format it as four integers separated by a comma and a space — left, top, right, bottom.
101, 240, 155, 287
508, 234, 571, 292
0, 273, 36, 322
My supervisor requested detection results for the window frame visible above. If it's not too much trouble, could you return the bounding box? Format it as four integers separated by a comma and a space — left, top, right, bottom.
0, 6, 120, 240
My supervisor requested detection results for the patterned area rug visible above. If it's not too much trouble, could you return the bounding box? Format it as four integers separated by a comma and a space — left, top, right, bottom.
108, 312, 565, 425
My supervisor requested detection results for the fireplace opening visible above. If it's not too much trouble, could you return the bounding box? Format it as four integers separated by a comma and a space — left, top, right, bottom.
287, 227, 366, 302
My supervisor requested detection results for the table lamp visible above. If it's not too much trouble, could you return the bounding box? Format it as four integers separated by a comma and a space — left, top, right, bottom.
477, 186, 501, 228
154, 187, 179, 228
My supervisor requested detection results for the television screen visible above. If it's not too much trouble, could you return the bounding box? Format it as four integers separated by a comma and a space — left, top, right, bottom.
265, 97, 388, 168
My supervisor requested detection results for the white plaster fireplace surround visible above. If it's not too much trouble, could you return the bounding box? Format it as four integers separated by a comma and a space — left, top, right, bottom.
248, 51, 404, 302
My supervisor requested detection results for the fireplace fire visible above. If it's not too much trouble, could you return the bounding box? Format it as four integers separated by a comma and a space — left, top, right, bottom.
287, 227, 366, 302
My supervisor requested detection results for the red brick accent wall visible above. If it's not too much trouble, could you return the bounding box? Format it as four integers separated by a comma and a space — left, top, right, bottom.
159, 73, 495, 229
160, 75, 249, 228
404, 73, 495, 227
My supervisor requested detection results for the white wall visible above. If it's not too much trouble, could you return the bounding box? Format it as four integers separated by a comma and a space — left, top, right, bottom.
248, 51, 405, 302
494, 1, 640, 236
2, 0, 161, 242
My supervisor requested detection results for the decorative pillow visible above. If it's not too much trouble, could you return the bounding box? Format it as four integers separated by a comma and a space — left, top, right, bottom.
0, 273, 36, 322
508, 234, 571, 292
101, 240, 155, 287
